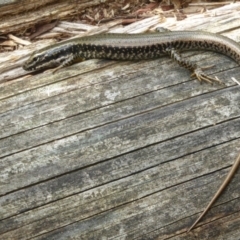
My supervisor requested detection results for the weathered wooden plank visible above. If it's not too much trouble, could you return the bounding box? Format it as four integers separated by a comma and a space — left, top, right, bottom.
0, 59, 115, 111
0, 119, 239, 221
1, 3, 240, 239
1, 25, 240, 240
0, 57, 239, 240
0, 140, 239, 239
2, 162, 239, 239
1, 68, 238, 158
1, 82, 239, 194
0, 0, 107, 33
0, 52, 238, 140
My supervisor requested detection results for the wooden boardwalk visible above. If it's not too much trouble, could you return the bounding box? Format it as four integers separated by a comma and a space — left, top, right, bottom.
0, 49, 240, 239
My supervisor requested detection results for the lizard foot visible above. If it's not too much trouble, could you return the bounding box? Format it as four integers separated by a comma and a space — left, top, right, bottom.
192, 68, 225, 85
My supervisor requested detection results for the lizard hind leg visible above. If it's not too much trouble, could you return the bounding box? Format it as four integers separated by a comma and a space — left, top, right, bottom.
167, 48, 224, 85
192, 68, 224, 85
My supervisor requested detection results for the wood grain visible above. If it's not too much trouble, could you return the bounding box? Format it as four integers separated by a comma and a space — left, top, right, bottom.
0, 49, 239, 239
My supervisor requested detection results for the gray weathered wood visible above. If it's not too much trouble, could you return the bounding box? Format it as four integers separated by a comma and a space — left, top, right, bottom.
0, 48, 239, 240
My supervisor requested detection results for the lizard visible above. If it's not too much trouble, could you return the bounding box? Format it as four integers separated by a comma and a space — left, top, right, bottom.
23, 30, 240, 231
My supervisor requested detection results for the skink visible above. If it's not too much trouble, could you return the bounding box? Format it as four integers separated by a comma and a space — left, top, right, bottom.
23, 30, 240, 231
23, 31, 240, 84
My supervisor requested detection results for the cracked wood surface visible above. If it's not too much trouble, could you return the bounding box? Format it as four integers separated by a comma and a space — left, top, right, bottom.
0, 50, 240, 239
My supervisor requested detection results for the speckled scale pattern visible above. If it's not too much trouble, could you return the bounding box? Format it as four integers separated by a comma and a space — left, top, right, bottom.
23, 31, 240, 71
74, 43, 168, 60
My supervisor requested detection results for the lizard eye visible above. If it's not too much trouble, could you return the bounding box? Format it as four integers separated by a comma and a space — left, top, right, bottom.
32, 56, 38, 62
